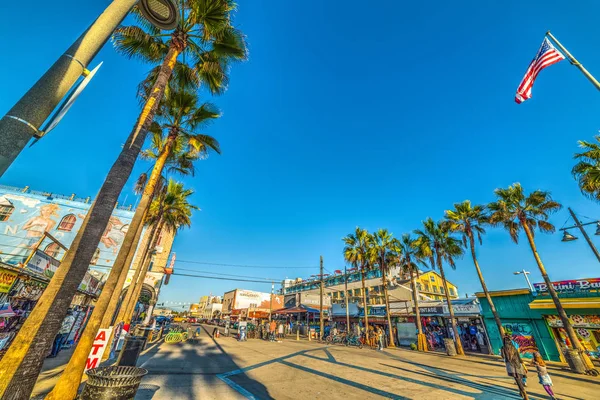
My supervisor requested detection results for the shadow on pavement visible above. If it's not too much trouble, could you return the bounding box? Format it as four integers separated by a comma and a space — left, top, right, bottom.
133, 324, 273, 399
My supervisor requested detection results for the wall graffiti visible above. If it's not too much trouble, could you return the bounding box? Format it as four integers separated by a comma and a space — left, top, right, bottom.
502, 322, 539, 354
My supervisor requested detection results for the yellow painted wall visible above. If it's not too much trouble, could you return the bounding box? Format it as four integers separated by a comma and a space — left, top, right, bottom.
417, 271, 459, 301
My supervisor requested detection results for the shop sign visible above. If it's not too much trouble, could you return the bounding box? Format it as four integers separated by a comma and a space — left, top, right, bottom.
418, 306, 444, 314
25, 250, 60, 278
533, 278, 600, 293
359, 305, 386, 317
502, 322, 539, 354
447, 304, 480, 315
545, 314, 600, 329
85, 328, 112, 371
0, 269, 18, 293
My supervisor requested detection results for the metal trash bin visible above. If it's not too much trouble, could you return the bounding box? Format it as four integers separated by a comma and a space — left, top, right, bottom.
81, 366, 148, 400
444, 338, 457, 356
116, 336, 146, 367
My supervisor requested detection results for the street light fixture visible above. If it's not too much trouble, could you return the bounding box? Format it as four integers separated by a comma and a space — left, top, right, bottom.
513, 270, 535, 292
559, 207, 600, 263
139, 0, 179, 30
561, 230, 578, 242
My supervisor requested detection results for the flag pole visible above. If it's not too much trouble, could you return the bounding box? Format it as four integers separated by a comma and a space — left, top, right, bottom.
546, 31, 600, 91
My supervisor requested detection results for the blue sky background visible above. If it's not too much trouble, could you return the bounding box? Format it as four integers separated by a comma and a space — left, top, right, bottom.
2, 1, 600, 309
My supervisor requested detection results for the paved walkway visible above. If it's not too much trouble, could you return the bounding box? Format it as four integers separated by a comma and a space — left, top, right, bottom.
133, 325, 598, 400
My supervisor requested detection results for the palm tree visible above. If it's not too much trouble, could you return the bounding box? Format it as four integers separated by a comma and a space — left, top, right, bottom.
122, 179, 197, 326
445, 200, 503, 352
343, 227, 371, 342
0, 3, 245, 397
488, 183, 586, 356
369, 229, 398, 347
572, 136, 600, 201
398, 233, 427, 351
414, 218, 465, 355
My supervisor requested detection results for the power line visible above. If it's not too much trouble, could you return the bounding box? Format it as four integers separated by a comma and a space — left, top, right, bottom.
174, 267, 279, 281
174, 259, 317, 269
171, 272, 275, 284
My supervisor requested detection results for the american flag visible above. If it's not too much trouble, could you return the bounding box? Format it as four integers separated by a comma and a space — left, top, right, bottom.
515, 38, 565, 103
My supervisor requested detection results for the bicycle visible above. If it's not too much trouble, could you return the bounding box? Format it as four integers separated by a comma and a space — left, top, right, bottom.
346, 335, 363, 349
326, 333, 347, 345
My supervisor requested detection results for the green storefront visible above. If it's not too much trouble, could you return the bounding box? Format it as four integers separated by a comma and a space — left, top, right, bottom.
477, 281, 600, 365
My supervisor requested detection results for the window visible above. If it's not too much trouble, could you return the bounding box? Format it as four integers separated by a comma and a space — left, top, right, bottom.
354, 288, 361, 297
440, 286, 445, 294
449, 288, 456, 296
44, 243, 60, 258
0, 204, 14, 221
90, 248, 100, 265
417, 282, 422, 290
424, 283, 430, 292
432, 286, 438, 293
430, 275, 436, 282
58, 214, 77, 231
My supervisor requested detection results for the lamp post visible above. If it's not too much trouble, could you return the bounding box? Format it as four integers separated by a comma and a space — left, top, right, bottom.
0, 0, 179, 177
513, 270, 534, 292
559, 207, 600, 264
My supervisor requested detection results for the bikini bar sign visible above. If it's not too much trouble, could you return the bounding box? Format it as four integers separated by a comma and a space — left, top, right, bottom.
533, 278, 600, 293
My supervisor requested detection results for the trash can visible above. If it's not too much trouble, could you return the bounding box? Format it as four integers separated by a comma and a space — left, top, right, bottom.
81, 366, 148, 400
563, 349, 587, 374
116, 336, 146, 367
444, 338, 457, 356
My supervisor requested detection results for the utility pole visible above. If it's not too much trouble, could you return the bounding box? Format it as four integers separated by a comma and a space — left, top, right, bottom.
269, 282, 274, 322
319, 255, 324, 341
344, 266, 350, 332
568, 207, 600, 263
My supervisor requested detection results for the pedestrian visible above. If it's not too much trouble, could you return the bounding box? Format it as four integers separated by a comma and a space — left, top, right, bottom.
269, 319, 277, 342
501, 335, 528, 399
377, 327, 384, 351
49, 311, 75, 358
530, 351, 556, 399
212, 326, 219, 338
278, 322, 284, 339
511, 336, 528, 387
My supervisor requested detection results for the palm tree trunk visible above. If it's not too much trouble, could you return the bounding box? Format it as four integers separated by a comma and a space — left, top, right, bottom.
121, 220, 165, 325
45, 46, 181, 400
360, 270, 369, 343
520, 220, 584, 352
437, 254, 464, 355
410, 270, 426, 351
468, 234, 502, 354
381, 268, 395, 347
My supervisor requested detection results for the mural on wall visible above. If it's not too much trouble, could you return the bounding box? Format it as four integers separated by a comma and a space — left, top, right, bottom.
502, 322, 539, 354
0, 189, 140, 277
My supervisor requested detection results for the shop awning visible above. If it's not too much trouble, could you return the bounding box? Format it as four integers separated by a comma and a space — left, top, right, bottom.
529, 297, 600, 310
273, 305, 329, 314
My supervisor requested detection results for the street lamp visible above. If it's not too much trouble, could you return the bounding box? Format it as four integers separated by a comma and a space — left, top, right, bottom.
559, 207, 600, 263
0, 0, 180, 177
513, 270, 534, 292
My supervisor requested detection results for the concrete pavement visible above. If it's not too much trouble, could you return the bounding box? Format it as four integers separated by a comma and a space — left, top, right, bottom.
133, 324, 598, 400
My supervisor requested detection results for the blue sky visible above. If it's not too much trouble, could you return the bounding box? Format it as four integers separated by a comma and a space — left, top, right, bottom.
2, 1, 600, 309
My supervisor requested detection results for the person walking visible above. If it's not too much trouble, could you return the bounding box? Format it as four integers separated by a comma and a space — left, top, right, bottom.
269, 320, 277, 342
530, 352, 557, 399
278, 322, 284, 339
501, 335, 529, 399
49, 311, 75, 358
377, 326, 384, 351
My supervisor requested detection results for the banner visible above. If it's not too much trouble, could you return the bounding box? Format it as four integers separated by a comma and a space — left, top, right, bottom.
0, 269, 18, 293
534, 278, 600, 293
85, 328, 112, 371
26, 250, 59, 278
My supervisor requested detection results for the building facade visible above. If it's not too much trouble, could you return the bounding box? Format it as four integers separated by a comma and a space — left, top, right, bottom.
416, 271, 459, 301
221, 289, 283, 321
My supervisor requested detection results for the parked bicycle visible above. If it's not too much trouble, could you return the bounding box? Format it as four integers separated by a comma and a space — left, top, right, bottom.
325, 333, 347, 345
346, 335, 363, 349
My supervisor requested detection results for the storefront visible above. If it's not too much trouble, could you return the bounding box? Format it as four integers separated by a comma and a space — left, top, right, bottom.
416, 298, 490, 353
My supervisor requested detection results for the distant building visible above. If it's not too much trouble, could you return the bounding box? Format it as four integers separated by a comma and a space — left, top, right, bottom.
416, 270, 459, 301
201, 303, 222, 319
221, 289, 284, 321
189, 303, 200, 316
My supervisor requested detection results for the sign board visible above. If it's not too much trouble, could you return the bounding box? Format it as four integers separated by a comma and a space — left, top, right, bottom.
545, 314, 600, 329
418, 303, 479, 316
0, 269, 18, 293
26, 250, 59, 278
85, 328, 112, 371
533, 278, 600, 293
359, 305, 386, 317
123, 270, 163, 290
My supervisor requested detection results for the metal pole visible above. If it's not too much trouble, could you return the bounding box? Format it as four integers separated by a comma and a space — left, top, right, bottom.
345, 266, 350, 332
568, 207, 600, 263
319, 256, 324, 340
546, 31, 600, 91
269, 282, 274, 322
0, 0, 139, 176
523, 271, 535, 293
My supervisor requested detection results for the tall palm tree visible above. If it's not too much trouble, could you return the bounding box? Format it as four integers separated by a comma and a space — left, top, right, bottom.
398, 233, 427, 351
0, 3, 245, 397
572, 136, 600, 201
445, 200, 503, 352
414, 218, 465, 355
488, 183, 586, 356
369, 229, 398, 347
343, 227, 371, 342
122, 179, 197, 325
